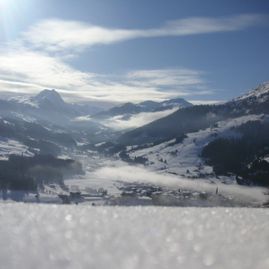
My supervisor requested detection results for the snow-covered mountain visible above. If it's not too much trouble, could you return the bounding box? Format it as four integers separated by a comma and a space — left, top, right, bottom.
1, 83, 269, 205
4, 89, 75, 123
0, 90, 108, 139
2, 89, 108, 125
119, 82, 269, 145
1, 90, 193, 133
88, 97, 192, 130
32, 89, 66, 107
116, 82, 269, 186
235, 82, 269, 103
1, 83, 269, 188
2, 90, 191, 133
226, 82, 269, 115
0, 90, 119, 158
93, 97, 192, 120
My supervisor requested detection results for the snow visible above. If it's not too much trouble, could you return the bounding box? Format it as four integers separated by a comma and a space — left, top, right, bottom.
63, 151, 269, 207
127, 114, 265, 178
9, 96, 39, 108
62, 148, 268, 207
235, 82, 269, 102
0, 204, 268, 269
0, 137, 33, 160
72, 115, 92, 122
9, 112, 36, 122
95, 141, 106, 147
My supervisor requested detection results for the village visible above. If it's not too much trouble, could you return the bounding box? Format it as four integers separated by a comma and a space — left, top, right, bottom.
1, 180, 260, 207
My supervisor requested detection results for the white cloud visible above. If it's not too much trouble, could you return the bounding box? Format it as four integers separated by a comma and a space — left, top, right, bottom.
22, 19, 140, 53
126, 69, 208, 94
102, 107, 179, 130
22, 14, 266, 52
0, 14, 265, 102
188, 100, 225, 105
0, 46, 209, 102
0, 47, 90, 89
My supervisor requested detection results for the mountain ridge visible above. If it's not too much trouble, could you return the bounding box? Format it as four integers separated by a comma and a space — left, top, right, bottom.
119, 82, 269, 145
92, 97, 193, 120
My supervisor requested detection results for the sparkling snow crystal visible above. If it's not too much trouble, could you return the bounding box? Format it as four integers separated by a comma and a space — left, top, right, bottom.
0, 204, 268, 269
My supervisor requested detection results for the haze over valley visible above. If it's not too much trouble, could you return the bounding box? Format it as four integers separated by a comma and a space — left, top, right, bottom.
1, 83, 269, 207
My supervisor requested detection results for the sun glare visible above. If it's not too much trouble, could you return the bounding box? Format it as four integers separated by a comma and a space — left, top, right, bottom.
0, 0, 18, 11
0, 0, 13, 14
0, 0, 8, 8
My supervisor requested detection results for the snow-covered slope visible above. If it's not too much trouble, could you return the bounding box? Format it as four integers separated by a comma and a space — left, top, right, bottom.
126, 114, 267, 179
0, 204, 268, 269
8, 96, 39, 108
235, 82, 269, 103
0, 137, 33, 160
120, 82, 269, 145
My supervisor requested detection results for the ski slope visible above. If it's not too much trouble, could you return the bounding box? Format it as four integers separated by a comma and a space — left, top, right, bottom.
0, 204, 268, 269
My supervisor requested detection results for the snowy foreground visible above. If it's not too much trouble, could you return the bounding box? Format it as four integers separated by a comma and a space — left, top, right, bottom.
0, 204, 269, 269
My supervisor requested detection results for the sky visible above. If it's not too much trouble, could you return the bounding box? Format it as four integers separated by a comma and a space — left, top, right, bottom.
0, 0, 268, 104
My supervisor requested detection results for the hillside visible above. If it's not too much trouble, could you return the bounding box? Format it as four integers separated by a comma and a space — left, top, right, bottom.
117, 83, 269, 186
119, 83, 269, 145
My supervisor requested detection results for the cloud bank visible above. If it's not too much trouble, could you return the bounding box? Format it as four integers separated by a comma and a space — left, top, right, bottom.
0, 14, 267, 102
102, 107, 179, 130
0, 47, 209, 102
23, 14, 266, 52
92, 163, 268, 204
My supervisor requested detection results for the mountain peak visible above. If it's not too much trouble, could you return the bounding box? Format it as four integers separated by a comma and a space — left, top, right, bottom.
236, 82, 269, 102
161, 97, 193, 108
34, 89, 65, 106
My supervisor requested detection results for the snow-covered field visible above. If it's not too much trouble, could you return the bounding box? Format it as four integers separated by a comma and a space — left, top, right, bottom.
0, 204, 268, 269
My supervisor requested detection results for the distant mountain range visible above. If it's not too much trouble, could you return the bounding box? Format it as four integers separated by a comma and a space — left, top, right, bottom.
92, 97, 192, 120
4, 89, 102, 125
0, 83, 269, 187
119, 83, 269, 145
1, 89, 191, 127
0, 89, 193, 157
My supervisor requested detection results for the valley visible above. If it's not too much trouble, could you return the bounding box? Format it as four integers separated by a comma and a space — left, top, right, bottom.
0, 83, 269, 207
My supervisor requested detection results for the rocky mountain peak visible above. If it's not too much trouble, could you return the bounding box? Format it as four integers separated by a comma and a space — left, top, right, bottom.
33, 89, 65, 106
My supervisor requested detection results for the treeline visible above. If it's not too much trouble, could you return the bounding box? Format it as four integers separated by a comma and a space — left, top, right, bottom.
0, 154, 83, 192
202, 120, 269, 186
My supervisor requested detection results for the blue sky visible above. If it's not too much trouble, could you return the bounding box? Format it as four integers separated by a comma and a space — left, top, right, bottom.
0, 0, 268, 103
